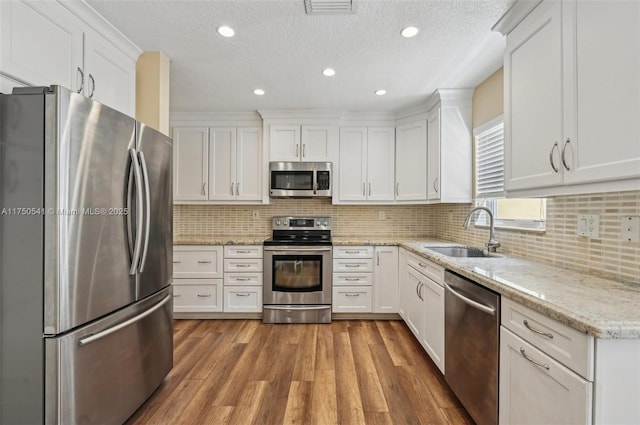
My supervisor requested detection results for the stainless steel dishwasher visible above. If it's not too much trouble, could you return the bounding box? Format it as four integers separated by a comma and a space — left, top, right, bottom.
444, 270, 500, 425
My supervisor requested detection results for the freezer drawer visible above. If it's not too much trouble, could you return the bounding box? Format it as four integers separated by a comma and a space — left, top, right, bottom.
45, 288, 173, 425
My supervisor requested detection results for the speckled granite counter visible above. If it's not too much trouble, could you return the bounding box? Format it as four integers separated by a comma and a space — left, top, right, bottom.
173, 236, 267, 245
401, 241, 640, 339
173, 236, 640, 338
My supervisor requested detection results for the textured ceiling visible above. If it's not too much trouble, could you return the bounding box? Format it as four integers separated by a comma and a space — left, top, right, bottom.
87, 0, 511, 114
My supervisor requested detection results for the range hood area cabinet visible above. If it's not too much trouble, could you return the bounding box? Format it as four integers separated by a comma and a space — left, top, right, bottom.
269, 124, 333, 162
497, 0, 640, 197
0, 0, 138, 116
172, 126, 263, 203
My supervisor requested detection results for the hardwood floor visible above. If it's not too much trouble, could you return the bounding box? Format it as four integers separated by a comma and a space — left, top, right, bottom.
125, 320, 474, 425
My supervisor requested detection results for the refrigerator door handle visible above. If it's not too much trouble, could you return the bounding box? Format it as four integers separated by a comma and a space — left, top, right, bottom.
126, 162, 135, 262
77, 295, 171, 347
129, 148, 144, 276
137, 151, 151, 273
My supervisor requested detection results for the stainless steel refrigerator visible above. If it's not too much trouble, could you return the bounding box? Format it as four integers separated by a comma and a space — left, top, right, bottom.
0, 86, 173, 424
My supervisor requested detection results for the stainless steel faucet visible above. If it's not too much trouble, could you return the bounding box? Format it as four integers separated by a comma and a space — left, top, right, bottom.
463, 206, 501, 253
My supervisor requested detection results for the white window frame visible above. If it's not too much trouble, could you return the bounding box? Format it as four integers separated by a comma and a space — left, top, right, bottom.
473, 115, 546, 232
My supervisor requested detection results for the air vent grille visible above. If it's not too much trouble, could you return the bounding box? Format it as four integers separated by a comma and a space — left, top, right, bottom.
304, 0, 354, 15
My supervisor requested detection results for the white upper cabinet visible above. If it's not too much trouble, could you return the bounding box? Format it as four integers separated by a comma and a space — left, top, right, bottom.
338, 126, 395, 203
83, 30, 136, 117
0, 0, 139, 117
395, 121, 427, 201
173, 127, 209, 201
500, 0, 640, 196
270, 124, 331, 162
173, 126, 262, 203
0, 0, 83, 92
426, 90, 473, 203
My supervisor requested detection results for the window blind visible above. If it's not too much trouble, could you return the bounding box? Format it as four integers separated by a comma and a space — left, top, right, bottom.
475, 122, 504, 197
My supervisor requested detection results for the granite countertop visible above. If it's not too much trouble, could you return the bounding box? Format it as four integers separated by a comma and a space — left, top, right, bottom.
173, 236, 640, 338
401, 241, 640, 339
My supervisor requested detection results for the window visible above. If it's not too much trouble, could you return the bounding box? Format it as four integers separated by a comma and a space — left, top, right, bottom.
474, 116, 546, 231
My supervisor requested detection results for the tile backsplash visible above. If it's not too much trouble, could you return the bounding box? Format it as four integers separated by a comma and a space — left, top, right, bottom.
174, 191, 640, 283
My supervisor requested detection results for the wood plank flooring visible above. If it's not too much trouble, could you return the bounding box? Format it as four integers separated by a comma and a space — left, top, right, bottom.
125, 320, 474, 425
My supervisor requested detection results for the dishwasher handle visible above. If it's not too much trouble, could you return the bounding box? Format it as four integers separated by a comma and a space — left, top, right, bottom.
444, 282, 496, 316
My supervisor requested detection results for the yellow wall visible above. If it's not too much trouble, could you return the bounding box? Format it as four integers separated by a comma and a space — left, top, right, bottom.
136, 51, 170, 135
472, 67, 503, 128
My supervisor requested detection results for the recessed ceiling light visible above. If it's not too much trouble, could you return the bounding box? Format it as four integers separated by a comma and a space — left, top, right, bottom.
401, 26, 419, 38
375, 89, 387, 96
217, 25, 235, 38
253, 89, 265, 96
322, 68, 336, 77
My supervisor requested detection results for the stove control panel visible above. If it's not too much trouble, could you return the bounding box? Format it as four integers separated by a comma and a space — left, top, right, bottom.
272, 216, 332, 230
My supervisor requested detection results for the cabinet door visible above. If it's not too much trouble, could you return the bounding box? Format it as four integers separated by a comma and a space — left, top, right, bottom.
209, 127, 236, 201
83, 30, 136, 116
405, 267, 425, 340
427, 109, 441, 200
562, 1, 640, 185
421, 277, 444, 373
373, 246, 398, 313
270, 125, 300, 161
499, 327, 592, 425
235, 127, 262, 201
504, 1, 564, 191
366, 127, 395, 201
172, 127, 209, 201
0, 0, 83, 92
398, 248, 408, 320
339, 127, 367, 201
300, 125, 331, 161
396, 121, 427, 201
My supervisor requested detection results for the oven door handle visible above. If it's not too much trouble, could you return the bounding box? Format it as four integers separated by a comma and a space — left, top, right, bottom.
264, 305, 331, 311
264, 247, 332, 252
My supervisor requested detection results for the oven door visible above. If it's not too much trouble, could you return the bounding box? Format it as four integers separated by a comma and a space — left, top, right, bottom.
263, 246, 332, 305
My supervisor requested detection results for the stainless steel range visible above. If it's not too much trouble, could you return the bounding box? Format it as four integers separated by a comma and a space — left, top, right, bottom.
263, 216, 332, 323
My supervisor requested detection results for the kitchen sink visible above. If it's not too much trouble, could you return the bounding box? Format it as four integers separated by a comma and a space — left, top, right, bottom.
426, 246, 493, 258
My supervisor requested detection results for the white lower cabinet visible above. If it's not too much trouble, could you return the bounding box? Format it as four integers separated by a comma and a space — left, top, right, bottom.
332, 246, 374, 313
373, 246, 399, 313
173, 280, 223, 313
401, 250, 445, 373
223, 245, 263, 313
332, 286, 373, 313
500, 327, 592, 425
223, 287, 262, 313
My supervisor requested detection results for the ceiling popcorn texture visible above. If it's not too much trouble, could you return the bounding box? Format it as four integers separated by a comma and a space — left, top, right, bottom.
88, 0, 511, 113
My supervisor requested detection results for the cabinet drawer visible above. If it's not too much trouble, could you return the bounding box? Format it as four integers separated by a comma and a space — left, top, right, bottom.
407, 251, 444, 283
224, 258, 263, 273
333, 246, 374, 258
502, 298, 594, 380
333, 272, 373, 286
173, 281, 223, 312
223, 287, 262, 313
499, 327, 592, 425
173, 246, 223, 278
332, 286, 373, 313
224, 272, 263, 286
223, 245, 263, 258
333, 258, 373, 273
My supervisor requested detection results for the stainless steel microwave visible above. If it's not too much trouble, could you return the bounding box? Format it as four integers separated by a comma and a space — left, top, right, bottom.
269, 162, 332, 198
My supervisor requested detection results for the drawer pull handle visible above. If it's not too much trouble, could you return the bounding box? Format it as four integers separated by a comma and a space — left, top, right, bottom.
197, 260, 212, 264
235, 250, 252, 254
197, 294, 212, 298
345, 293, 361, 297
523, 320, 554, 339
345, 278, 360, 281
235, 264, 252, 268
344, 264, 360, 268
173, 294, 181, 298
173, 261, 182, 264
235, 277, 251, 281
345, 250, 360, 254
520, 347, 550, 370
418, 262, 427, 268
235, 293, 251, 297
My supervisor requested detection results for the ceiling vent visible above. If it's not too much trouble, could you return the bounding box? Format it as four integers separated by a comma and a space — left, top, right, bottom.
304, 0, 354, 15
